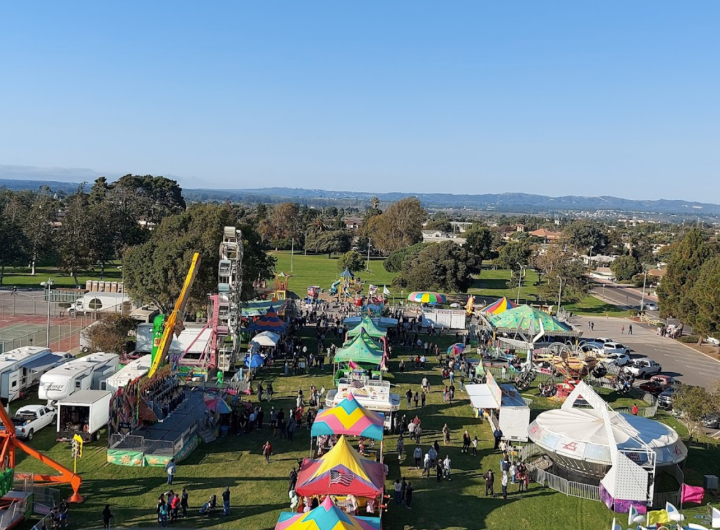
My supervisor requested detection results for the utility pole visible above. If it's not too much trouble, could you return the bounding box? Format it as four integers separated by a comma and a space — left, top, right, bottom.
557, 276, 563, 315
640, 268, 648, 311
366, 238, 371, 272
41, 279, 54, 347
291, 237, 294, 273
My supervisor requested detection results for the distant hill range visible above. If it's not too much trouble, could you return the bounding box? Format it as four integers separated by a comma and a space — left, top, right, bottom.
2, 178, 719, 216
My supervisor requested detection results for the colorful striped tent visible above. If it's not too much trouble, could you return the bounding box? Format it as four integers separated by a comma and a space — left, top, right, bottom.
295, 436, 385, 497
482, 297, 516, 315
275, 496, 381, 530
488, 304, 576, 336
250, 305, 287, 332
311, 393, 384, 440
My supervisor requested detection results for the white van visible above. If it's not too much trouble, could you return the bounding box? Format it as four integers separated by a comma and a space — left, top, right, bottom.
38, 352, 119, 403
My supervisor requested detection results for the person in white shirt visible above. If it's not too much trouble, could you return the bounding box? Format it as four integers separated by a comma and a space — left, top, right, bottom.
501, 472, 509, 499
443, 455, 452, 480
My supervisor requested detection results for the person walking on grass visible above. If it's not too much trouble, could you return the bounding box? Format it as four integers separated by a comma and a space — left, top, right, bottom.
222, 487, 230, 516
414, 445, 423, 469
423, 452, 432, 478
421, 391, 426, 407
501, 471, 509, 499
165, 459, 176, 485
442, 423, 450, 445
472, 436, 479, 456
405, 482, 414, 509
462, 430, 470, 453
393, 479, 402, 505
436, 461, 443, 482
413, 391, 419, 408
484, 469, 495, 497
263, 440, 273, 464
181, 488, 188, 518
406, 388, 413, 408
102, 504, 112, 529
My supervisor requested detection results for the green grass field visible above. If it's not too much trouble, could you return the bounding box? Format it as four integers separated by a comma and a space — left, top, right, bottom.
0, 265, 123, 289
12, 327, 717, 529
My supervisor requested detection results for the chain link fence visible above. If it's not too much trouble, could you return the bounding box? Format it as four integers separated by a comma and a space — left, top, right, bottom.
0, 313, 100, 354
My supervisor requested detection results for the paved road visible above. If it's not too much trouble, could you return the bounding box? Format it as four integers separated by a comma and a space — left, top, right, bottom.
570, 315, 718, 388
591, 281, 660, 318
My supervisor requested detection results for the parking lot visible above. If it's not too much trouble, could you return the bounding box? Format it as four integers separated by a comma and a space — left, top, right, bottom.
570, 315, 719, 389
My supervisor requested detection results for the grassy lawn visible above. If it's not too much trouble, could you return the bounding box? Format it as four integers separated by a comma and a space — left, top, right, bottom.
563, 296, 633, 318
468, 268, 541, 304
271, 251, 398, 297
13, 324, 714, 530
0, 265, 122, 289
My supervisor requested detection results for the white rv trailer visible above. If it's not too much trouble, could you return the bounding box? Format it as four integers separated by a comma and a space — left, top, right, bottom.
38, 352, 119, 403
104, 355, 151, 394
0, 347, 73, 403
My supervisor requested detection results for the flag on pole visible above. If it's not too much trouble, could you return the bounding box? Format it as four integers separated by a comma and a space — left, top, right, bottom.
348, 360, 359, 369
646, 509, 669, 526
680, 483, 705, 504
369, 284, 377, 295
383, 286, 390, 295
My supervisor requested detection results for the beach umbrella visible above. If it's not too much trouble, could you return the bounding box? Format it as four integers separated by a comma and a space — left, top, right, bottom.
204, 395, 232, 414
447, 343, 465, 356
407, 291, 447, 304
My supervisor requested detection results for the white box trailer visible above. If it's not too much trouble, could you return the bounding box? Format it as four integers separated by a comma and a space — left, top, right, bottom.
39, 352, 119, 403
56, 389, 112, 442
67, 292, 130, 316
497, 384, 531, 442
0, 347, 72, 403
134, 323, 211, 358
104, 355, 151, 394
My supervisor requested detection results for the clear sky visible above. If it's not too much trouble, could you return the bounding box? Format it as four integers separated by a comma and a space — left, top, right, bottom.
1, 2, 719, 201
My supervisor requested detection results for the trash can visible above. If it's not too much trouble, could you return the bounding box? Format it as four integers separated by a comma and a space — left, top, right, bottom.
704, 475, 718, 490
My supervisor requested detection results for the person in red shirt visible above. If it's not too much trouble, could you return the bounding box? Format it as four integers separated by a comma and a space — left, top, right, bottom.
263, 441, 273, 464
632, 403, 639, 416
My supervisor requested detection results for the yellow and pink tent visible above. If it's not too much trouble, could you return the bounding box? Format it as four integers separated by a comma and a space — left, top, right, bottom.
275, 496, 381, 530
295, 436, 385, 498
311, 393, 384, 441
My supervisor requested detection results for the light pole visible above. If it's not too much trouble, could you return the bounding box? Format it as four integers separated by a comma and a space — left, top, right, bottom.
516, 265, 526, 305
366, 239, 371, 272
290, 237, 294, 273
557, 276, 564, 315
41, 279, 54, 347
640, 268, 648, 312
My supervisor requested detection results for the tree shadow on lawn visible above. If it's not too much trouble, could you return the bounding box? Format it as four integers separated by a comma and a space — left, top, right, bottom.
471, 278, 510, 291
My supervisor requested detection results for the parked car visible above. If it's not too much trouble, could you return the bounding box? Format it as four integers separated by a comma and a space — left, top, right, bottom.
706, 336, 720, 346
657, 387, 677, 410
639, 375, 677, 396
1, 405, 57, 440
643, 303, 659, 311
624, 358, 662, 378
599, 352, 631, 367
602, 342, 632, 355
703, 413, 720, 429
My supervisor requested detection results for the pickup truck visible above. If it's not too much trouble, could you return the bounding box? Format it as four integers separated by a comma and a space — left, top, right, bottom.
2, 405, 57, 440
624, 358, 662, 379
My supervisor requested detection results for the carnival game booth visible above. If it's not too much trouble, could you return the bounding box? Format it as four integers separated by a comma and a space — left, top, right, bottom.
528, 382, 687, 512
466, 371, 531, 442
275, 496, 381, 530
326, 377, 399, 432
296, 436, 385, 516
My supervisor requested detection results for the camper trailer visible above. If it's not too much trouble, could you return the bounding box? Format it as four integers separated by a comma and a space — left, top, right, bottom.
38, 352, 119, 403
104, 355, 151, 393
67, 292, 130, 316
0, 347, 73, 403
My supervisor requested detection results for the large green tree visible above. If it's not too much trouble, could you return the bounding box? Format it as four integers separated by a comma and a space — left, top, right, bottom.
563, 220, 608, 254
610, 255, 642, 281
383, 243, 430, 273
495, 240, 532, 271
337, 251, 364, 274
305, 230, 352, 258
464, 226, 496, 261
657, 228, 714, 320
123, 204, 275, 312
393, 241, 479, 293
690, 255, 720, 338
366, 197, 425, 254
21, 191, 57, 275
0, 215, 29, 284
113, 174, 186, 225
56, 188, 95, 287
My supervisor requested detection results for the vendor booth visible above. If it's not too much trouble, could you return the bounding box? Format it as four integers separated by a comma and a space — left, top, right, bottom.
466, 371, 531, 442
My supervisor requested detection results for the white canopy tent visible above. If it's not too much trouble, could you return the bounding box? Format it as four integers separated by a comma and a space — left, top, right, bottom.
250, 331, 281, 347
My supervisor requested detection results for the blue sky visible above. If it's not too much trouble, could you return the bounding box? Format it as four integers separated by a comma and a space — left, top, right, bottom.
1, 2, 719, 201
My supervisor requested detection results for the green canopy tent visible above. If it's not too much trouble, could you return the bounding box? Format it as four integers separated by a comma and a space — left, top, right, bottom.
347, 316, 388, 339
488, 304, 578, 338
